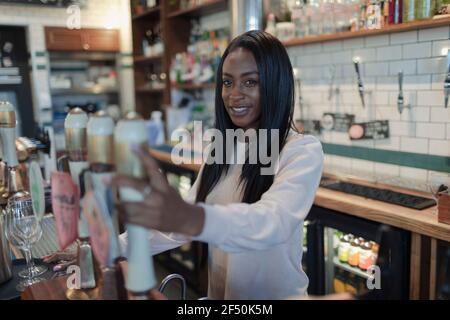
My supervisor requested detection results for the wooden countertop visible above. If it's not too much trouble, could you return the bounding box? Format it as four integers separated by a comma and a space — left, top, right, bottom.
149, 147, 450, 242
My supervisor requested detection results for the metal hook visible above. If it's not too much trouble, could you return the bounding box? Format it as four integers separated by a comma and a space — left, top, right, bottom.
158, 273, 187, 300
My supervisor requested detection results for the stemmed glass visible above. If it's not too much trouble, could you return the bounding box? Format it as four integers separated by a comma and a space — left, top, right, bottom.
17, 226, 47, 279
4, 192, 45, 291
428, 172, 450, 215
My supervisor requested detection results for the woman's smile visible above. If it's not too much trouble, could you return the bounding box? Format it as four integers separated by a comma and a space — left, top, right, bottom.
228, 105, 252, 116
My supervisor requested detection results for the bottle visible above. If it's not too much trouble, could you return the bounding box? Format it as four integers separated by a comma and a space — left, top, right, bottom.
389, 0, 403, 24
370, 241, 379, 264
345, 273, 359, 294
265, 13, 277, 37
146, 111, 165, 146
338, 234, 354, 263
142, 29, 152, 57
348, 237, 362, 267
358, 240, 374, 270
334, 268, 347, 293
403, 0, 417, 21
366, 0, 383, 29
417, 0, 436, 19
291, 0, 307, 38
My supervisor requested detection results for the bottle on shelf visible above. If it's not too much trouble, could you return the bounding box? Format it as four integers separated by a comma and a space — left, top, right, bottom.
291, 0, 308, 38
389, 0, 403, 24
366, 0, 383, 29
152, 24, 164, 56
265, 13, 277, 37
403, 0, 417, 22
416, 0, 437, 19
358, 240, 374, 270
345, 272, 359, 294
146, 111, 165, 147
348, 236, 363, 267
142, 29, 153, 57
333, 268, 347, 293
338, 233, 354, 263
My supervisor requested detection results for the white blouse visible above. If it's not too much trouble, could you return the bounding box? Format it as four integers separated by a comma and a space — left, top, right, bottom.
119, 132, 324, 300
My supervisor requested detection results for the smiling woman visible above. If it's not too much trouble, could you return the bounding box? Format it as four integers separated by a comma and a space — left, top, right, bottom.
114, 30, 324, 300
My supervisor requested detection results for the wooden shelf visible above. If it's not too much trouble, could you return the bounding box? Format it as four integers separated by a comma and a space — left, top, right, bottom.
50, 86, 118, 95
132, 6, 160, 20
172, 82, 216, 90
283, 17, 450, 47
136, 86, 165, 94
167, 0, 228, 18
134, 55, 163, 63
333, 257, 369, 279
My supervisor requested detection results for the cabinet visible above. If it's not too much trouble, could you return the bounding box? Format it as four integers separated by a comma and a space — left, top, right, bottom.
45, 27, 120, 52
130, 0, 228, 118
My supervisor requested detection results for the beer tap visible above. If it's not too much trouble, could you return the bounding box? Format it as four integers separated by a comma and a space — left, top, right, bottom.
353, 57, 366, 108
397, 71, 410, 114
84, 110, 126, 300
63, 107, 98, 300
0, 101, 24, 202
114, 111, 157, 299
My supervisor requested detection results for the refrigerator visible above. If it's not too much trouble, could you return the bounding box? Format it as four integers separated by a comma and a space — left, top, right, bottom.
304, 205, 410, 299
434, 240, 450, 300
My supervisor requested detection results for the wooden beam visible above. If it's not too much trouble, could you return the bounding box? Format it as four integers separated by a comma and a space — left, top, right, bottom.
429, 238, 438, 300
409, 233, 422, 299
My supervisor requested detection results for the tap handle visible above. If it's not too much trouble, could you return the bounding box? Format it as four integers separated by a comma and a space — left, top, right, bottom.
328, 65, 336, 101
398, 70, 403, 92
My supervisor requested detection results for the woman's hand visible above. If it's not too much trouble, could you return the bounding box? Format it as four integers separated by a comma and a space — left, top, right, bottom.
110, 145, 205, 237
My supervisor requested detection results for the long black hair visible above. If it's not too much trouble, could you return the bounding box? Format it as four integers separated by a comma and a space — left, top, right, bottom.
195, 30, 297, 204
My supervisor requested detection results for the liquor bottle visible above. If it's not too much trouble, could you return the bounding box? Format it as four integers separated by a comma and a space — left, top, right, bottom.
403, 0, 417, 22
389, 0, 403, 24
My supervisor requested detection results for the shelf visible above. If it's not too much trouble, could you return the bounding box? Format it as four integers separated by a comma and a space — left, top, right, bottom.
167, 0, 228, 19
49, 51, 117, 62
50, 86, 118, 95
283, 17, 450, 47
132, 6, 160, 20
134, 55, 163, 63
136, 86, 165, 94
333, 257, 369, 279
172, 82, 216, 90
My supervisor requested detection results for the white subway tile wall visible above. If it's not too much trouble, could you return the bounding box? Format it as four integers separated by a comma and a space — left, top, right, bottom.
0, 0, 135, 117
289, 26, 450, 188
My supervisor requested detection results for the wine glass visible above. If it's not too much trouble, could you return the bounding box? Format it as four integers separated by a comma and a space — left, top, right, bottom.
4, 192, 45, 291
428, 172, 450, 215
17, 225, 48, 279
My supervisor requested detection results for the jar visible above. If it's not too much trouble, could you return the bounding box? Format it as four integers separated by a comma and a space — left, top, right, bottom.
338, 234, 354, 263
358, 241, 374, 270
348, 237, 362, 267
371, 241, 379, 264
